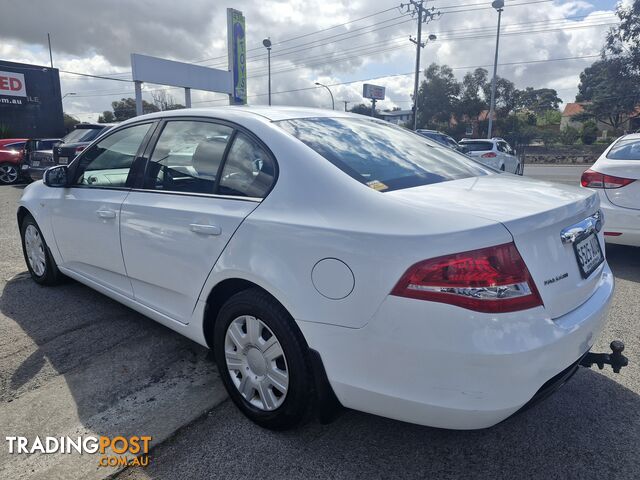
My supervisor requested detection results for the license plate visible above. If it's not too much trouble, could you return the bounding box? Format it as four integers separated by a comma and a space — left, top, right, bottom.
58, 157, 68, 165
31, 161, 40, 167
574, 233, 604, 278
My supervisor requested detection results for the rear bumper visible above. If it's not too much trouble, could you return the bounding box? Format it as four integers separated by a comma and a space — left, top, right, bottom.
599, 194, 640, 247
298, 263, 614, 429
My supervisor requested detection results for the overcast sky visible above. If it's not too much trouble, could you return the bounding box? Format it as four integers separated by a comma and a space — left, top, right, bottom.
0, 0, 627, 121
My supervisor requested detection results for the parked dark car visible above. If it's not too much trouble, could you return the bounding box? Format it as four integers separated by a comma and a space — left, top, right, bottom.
52, 123, 115, 167
0, 138, 27, 184
416, 129, 469, 154
23, 138, 62, 181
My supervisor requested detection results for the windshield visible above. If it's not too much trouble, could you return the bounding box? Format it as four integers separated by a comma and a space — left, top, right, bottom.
278, 117, 492, 192
607, 137, 640, 160
460, 141, 493, 151
62, 127, 105, 144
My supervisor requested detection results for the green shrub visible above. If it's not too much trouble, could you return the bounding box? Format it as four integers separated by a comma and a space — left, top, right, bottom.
559, 126, 580, 145
581, 121, 598, 145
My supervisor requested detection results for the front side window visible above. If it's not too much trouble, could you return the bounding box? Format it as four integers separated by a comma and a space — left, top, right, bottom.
143, 120, 233, 194
218, 133, 275, 198
278, 117, 491, 192
607, 137, 640, 160
63, 127, 106, 144
74, 123, 152, 188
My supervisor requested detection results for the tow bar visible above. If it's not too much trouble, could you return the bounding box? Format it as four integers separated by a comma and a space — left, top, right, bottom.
580, 340, 629, 373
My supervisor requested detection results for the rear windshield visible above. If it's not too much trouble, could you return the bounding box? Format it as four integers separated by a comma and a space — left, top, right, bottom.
62, 127, 106, 144
277, 117, 491, 192
460, 141, 493, 151
607, 138, 640, 160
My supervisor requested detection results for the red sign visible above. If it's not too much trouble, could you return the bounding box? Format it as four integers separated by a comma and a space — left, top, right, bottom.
0, 71, 26, 97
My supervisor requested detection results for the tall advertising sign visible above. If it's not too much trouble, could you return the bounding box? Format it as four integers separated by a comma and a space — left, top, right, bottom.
227, 8, 247, 105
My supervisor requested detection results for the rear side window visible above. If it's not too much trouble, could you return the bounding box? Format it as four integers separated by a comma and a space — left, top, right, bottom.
278, 117, 491, 192
461, 141, 493, 152
607, 138, 640, 160
218, 133, 275, 198
144, 120, 233, 193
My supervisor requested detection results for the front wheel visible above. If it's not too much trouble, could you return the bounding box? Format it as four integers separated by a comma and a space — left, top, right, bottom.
0, 163, 19, 184
213, 288, 315, 430
20, 214, 64, 285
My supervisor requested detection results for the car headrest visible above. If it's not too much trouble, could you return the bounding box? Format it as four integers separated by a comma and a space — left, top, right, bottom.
192, 138, 228, 178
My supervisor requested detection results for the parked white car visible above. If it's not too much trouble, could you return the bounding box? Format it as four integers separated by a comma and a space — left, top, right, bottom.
581, 133, 640, 247
18, 107, 614, 430
459, 137, 522, 174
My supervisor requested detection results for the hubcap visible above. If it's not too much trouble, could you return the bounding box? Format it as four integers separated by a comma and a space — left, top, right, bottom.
0, 165, 18, 184
224, 315, 289, 411
24, 225, 46, 277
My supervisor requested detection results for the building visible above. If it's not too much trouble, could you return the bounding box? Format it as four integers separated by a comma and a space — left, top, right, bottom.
561, 102, 640, 136
0, 60, 64, 138
378, 109, 412, 125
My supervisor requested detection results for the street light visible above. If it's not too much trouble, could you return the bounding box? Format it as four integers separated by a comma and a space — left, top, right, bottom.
62, 92, 76, 100
315, 82, 335, 110
263, 38, 272, 106
487, 0, 504, 139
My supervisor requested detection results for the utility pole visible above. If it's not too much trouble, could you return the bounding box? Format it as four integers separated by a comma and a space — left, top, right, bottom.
263, 38, 272, 105
341, 100, 350, 112
47, 33, 53, 68
401, 1, 440, 130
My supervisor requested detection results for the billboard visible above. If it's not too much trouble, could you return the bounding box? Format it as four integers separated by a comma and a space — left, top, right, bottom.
363, 84, 385, 100
0, 71, 27, 99
0, 60, 64, 138
131, 54, 232, 93
227, 8, 247, 105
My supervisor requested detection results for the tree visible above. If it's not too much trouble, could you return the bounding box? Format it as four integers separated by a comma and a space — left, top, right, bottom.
456, 68, 489, 123
482, 76, 519, 116
537, 109, 562, 126
575, 58, 640, 131
416, 63, 460, 128
98, 110, 115, 123
606, 0, 640, 73
349, 103, 377, 117
581, 121, 598, 145
100, 98, 159, 123
63, 113, 79, 133
151, 91, 185, 111
559, 126, 580, 145
518, 87, 562, 114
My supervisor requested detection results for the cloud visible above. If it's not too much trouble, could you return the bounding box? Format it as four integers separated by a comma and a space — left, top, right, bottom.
0, 0, 620, 120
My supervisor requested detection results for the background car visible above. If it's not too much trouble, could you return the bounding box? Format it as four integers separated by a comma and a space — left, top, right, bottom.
581, 133, 640, 247
0, 138, 27, 184
459, 137, 522, 174
416, 129, 468, 153
22, 138, 62, 181
53, 123, 115, 166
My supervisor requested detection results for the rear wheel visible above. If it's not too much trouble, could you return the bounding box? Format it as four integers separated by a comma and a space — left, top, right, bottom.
213, 288, 314, 430
500, 163, 506, 171
20, 214, 64, 285
0, 163, 18, 184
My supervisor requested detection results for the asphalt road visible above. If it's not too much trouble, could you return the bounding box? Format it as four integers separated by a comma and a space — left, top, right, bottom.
524, 164, 591, 185
0, 173, 638, 480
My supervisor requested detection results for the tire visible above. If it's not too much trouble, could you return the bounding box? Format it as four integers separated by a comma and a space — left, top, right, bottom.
213, 288, 314, 430
500, 164, 506, 171
0, 163, 19, 185
20, 214, 64, 286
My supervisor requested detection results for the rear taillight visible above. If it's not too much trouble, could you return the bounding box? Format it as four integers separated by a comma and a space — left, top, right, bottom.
75, 146, 86, 154
581, 169, 635, 189
481, 152, 497, 158
391, 242, 543, 313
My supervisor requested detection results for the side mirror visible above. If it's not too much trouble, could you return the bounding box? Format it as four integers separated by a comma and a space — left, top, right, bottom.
43, 165, 69, 187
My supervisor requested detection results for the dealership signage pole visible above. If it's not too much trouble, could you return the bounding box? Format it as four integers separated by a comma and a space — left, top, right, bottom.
228, 8, 247, 105
363, 83, 385, 117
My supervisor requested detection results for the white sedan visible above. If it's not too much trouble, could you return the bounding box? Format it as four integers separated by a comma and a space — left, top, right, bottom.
581, 134, 640, 247
18, 107, 614, 430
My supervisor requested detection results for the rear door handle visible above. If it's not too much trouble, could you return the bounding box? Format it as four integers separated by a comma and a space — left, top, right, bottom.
96, 209, 117, 219
189, 223, 222, 236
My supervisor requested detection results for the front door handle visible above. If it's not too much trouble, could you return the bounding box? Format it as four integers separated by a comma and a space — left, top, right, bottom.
96, 209, 117, 219
189, 223, 222, 236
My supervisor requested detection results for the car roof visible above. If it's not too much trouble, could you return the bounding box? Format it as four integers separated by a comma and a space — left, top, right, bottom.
460, 138, 493, 143
618, 133, 640, 141
125, 105, 355, 124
